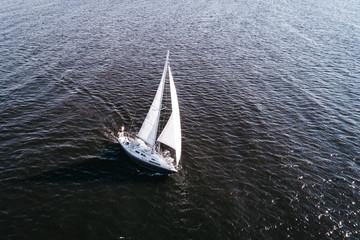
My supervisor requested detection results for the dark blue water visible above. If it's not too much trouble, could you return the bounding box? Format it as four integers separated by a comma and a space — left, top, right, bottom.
1, 0, 359, 239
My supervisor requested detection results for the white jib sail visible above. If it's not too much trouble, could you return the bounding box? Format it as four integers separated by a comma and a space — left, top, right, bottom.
158, 65, 182, 166
137, 52, 169, 147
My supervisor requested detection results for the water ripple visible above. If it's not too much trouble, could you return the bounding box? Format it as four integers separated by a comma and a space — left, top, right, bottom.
1, 0, 360, 239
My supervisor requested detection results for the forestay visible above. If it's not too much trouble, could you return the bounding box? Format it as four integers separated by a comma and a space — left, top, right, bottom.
137, 52, 169, 147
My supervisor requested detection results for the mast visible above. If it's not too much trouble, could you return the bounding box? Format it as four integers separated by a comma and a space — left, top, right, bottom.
157, 64, 182, 167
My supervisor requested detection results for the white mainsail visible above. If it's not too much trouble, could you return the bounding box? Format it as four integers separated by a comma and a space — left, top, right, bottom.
157, 65, 182, 166
137, 52, 169, 147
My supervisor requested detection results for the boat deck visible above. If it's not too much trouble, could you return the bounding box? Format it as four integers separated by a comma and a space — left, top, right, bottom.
118, 132, 177, 173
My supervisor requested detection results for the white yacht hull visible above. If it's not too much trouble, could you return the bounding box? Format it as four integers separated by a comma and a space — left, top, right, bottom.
118, 133, 177, 174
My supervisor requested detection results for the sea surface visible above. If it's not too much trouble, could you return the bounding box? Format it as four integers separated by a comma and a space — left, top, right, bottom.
1, 0, 359, 239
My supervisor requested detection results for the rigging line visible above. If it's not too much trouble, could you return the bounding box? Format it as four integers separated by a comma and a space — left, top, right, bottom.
158, 54, 171, 132
159, 69, 170, 136
159, 54, 170, 133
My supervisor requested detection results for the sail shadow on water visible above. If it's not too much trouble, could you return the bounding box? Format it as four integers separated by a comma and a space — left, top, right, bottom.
27, 142, 168, 183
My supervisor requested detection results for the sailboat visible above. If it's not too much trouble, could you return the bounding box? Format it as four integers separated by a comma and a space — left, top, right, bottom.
118, 51, 181, 174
